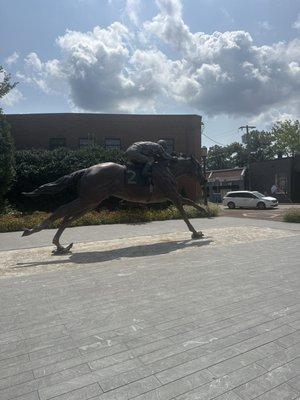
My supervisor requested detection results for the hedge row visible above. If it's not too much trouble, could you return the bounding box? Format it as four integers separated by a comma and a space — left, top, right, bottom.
0, 204, 219, 232
8, 146, 126, 211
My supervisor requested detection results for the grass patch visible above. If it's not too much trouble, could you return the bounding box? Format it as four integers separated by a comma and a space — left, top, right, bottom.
283, 208, 300, 223
0, 203, 219, 233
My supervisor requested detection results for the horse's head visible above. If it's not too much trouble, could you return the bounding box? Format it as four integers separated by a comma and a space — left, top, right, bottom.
190, 155, 207, 185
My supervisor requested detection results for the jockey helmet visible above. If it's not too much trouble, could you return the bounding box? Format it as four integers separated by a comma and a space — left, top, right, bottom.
157, 139, 168, 151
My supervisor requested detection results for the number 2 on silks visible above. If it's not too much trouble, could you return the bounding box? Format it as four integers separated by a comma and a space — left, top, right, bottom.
127, 170, 137, 184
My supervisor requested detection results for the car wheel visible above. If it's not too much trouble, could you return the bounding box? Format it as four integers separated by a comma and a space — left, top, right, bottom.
257, 201, 266, 210
228, 202, 235, 209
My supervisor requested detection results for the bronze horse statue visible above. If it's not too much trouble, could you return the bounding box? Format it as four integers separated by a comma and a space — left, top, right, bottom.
22, 156, 207, 254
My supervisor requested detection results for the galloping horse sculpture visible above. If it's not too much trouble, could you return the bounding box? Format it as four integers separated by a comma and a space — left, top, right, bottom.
22, 156, 207, 254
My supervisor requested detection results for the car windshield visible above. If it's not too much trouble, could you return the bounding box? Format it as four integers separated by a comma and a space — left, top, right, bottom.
252, 191, 265, 198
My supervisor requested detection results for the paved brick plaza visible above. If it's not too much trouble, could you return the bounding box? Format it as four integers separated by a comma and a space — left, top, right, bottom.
0, 217, 299, 400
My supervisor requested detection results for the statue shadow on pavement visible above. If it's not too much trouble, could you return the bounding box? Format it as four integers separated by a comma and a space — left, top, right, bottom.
15, 238, 213, 269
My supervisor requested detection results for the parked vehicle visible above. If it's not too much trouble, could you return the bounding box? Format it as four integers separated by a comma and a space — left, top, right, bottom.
223, 191, 278, 209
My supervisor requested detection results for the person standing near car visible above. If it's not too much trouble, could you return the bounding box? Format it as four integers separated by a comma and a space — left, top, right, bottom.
271, 183, 278, 195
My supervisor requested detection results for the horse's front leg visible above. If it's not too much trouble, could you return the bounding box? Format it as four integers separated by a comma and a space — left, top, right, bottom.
171, 195, 204, 239
180, 196, 207, 215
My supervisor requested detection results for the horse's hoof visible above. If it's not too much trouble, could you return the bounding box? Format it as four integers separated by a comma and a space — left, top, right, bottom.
191, 231, 204, 239
52, 243, 73, 255
22, 228, 31, 237
65, 243, 73, 252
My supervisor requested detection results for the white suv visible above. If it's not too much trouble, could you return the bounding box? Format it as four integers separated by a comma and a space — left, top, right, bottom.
223, 191, 278, 209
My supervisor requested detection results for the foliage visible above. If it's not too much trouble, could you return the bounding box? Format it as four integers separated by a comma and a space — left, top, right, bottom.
206, 145, 231, 170
0, 117, 15, 210
8, 145, 126, 210
0, 67, 16, 211
225, 142, 249, 167
0, 66, 17, 109
207, 121, 298, 170
272, 120, 300, 157
0, 203, 219, 232
242, 130, 275, 161
283, 208, 300, 223
207, 142, 248, 170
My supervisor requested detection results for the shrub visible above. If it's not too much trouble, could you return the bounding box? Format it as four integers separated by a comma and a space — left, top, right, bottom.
0, 116, 15, 211
0, 203, 219, 232
283, 208, 300, 223
8, 146, 126, 211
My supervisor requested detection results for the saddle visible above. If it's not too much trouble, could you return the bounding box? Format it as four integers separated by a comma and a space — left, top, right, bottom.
125, 163, 152, 186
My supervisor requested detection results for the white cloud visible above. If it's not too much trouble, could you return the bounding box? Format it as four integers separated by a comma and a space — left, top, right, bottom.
19, 52, 64, 94
125, 0, 141, 25
25, 52, 43, 71
292, 13, 300, 30
55, 23, 137, 111
5, 52, 19, 65
142, 1, 300, 118
17, 0, 300, 121
0, 88, 24, 107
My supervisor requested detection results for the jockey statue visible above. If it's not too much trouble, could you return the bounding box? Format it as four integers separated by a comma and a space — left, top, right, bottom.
125, 139, 173, 176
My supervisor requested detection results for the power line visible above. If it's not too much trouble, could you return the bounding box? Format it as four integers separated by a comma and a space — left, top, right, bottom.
212, 128, 236, 138
201, 122, 231, 146
202, 132, 226, 146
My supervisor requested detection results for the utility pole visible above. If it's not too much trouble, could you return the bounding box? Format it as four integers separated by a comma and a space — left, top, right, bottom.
200, 121, 208, 205
238, 125, 256, 191
238, 125, 256, 136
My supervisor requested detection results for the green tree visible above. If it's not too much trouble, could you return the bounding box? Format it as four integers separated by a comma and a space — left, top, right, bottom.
207, 142, 249, 170
0, 66, 17, 211
0, 66, 17, 105
206, 145, 231, 170
226, 142, 249, 167
271, 119, 300, 157
242, 129, 275, 161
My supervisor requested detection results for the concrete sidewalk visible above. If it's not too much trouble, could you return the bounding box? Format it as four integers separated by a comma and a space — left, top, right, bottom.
1, 216, 300, 251
0, 217, 299, 400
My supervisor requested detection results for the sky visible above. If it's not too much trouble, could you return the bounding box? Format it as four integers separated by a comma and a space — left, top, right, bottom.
1, 0, 300, 148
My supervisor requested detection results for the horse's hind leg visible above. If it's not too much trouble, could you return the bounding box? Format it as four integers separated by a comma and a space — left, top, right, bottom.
52, 216, 74, 254
51, 200, 97, 254
51, 211, 89, 254
22, 198, 89, 237
52, 195, 108, 254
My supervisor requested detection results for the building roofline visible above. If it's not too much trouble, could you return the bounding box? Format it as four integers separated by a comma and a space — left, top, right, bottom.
6, 112, 202, 118
207, 167, 246, 173
250, 156, 296, 163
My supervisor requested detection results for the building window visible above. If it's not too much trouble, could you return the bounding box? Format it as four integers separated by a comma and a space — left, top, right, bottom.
105, 138, 121, 150
49, 138, 66, 150
163, 139, 175, 153
79, 137, 94, 148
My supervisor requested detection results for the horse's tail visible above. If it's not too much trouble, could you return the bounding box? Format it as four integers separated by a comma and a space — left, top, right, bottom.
22, 169, 86, 197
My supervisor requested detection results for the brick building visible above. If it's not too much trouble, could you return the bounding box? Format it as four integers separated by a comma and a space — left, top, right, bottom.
206, 157, 300, 203
249, 156, 300, 203
7, 113, 203, 200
